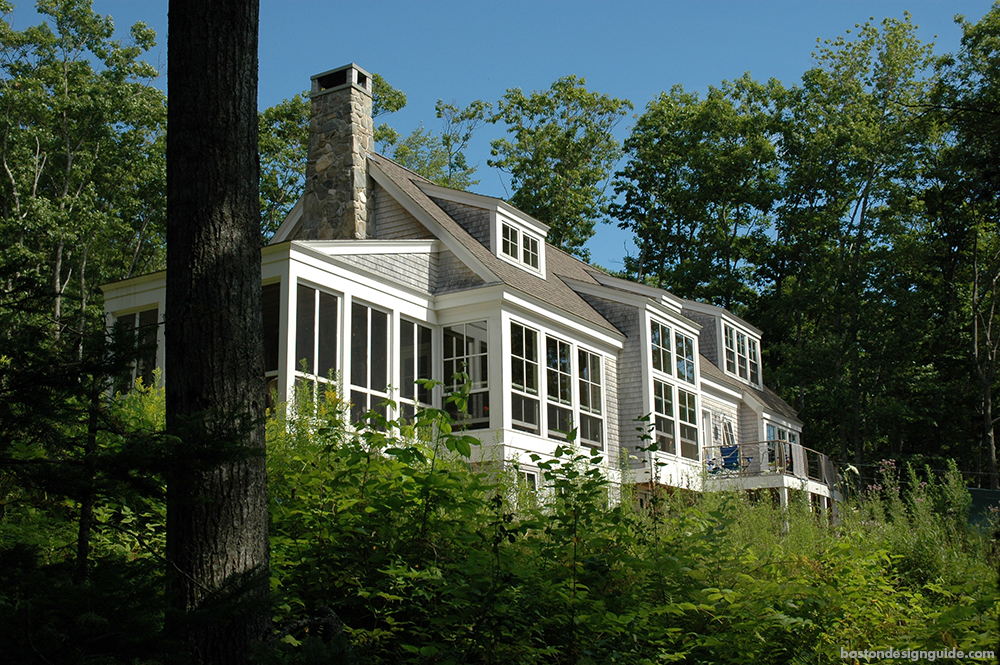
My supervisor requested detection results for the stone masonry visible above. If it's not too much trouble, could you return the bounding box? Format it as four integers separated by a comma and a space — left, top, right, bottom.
298, 64, 374, 240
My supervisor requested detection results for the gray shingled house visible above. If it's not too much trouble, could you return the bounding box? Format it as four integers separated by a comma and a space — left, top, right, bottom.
102, 64, 839, 508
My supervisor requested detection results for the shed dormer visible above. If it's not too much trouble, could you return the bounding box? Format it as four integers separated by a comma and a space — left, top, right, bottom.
417, 182, 548, 278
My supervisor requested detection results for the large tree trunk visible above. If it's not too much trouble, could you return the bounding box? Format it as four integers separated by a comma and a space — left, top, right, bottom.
165, 1, 268, 661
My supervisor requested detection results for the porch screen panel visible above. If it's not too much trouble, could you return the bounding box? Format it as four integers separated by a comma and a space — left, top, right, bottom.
317, 292, 338, 378
262, 283, 280, 374
296, 284, 315, 374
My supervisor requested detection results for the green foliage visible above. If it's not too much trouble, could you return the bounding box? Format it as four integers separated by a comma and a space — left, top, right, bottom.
259, 91, 310, 241
373, 72, 407, 151
0, 0, 167, 335
612, 75, 782, 312
490, 76, 633, 260
392, 99, 490, 190
263, 389, 998, 664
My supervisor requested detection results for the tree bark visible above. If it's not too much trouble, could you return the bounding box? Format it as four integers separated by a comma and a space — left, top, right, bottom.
165, 1, 268, 661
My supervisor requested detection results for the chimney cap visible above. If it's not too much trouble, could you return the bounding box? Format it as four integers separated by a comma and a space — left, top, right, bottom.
311, 63, 372, 98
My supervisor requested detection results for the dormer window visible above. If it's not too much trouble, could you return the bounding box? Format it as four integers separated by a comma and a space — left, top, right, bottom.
522, 235, 539, 269
502, 223, 519, 259
499, 220, 542, 273
724, 323, 760, 386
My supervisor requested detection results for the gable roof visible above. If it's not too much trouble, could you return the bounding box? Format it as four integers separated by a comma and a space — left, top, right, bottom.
368, 153, 620, 335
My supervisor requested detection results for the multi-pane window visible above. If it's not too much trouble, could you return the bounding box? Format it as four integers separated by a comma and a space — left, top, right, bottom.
443, 321, 490, 429
350, 303, 389, 425
510, 322, 540, 434
501, 223, 518, 259
724, 326, 737, 374
577, 349, 603, 448
115, 307, 159, 392
522, 235, 539, 269
653, 380, 675, 454
295, 284, 339, 394
675, 332, 695, 384
546, 336, 573, 439
501, 222, 541, 271
399, 320, 432, 420
678, 389, 699, 460
651, 320, 671, 375
767, 423, 799, 446
724, 324, 760, 386
737, 332, 748, 379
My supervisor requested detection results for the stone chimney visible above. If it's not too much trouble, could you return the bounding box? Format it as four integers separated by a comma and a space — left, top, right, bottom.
297, 63, 374, 239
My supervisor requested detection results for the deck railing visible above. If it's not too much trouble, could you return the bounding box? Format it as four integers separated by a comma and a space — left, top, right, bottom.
704, 440, 836, 487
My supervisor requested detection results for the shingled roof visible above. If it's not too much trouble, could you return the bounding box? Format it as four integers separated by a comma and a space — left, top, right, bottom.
369, 153, 621, 336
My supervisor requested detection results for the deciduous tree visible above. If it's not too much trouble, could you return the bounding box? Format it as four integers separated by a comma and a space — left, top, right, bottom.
490, 76, 632, 260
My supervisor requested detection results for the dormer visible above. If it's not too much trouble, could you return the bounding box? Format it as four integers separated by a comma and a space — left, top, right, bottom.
681, 300, 763, 389
720, 318, 761, 388
417, 182, 548, 278
493, 209, 547, 276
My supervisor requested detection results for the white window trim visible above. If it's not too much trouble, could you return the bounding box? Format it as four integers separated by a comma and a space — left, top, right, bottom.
494, 216, 545, 275
722, 322, 761, 387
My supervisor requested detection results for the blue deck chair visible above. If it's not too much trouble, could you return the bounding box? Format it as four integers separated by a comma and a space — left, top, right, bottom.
721, 445, 740, 471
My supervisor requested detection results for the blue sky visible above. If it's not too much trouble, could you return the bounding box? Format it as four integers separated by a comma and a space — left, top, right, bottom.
7, 0, 995, 269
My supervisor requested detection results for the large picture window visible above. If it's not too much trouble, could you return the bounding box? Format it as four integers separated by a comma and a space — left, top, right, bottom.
578, 349, 603, 448
350, 303, 389, 425
510, 322, 540, 434
443, 321, 490, 429
399, 320, 432, 420
546, 336, 573, 439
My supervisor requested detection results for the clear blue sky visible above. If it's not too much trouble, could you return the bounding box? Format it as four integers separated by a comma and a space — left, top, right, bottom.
7, 0, 995, 269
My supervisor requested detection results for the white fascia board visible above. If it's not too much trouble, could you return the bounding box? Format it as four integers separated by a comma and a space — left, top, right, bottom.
681, 298, 763, 337
100, 270, 166, 313
589, 272, 685, 313
500, 288, 625, 351
560, 276, 697, 332
739, 388, 801, 429
269, 197, 304, 244
700, 374, 744, 401
290, 238, 442, 255
433, 284, 506, 313
368, 158, 498, 283
416, 181, 550, 237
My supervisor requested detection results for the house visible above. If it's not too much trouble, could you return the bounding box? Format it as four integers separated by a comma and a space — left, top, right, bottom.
101, 63, 839, 509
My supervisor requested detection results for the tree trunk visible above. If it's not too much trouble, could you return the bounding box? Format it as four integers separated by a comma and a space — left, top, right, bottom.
165, 1, 268, 661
